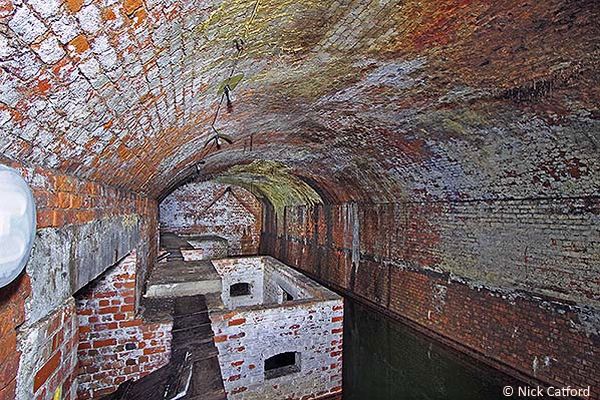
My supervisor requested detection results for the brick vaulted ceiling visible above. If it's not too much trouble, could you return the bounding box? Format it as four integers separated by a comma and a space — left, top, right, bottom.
1, 0, 599, 202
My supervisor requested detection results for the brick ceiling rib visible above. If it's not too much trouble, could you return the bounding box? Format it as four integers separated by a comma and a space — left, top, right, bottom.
1, 0, 599, 202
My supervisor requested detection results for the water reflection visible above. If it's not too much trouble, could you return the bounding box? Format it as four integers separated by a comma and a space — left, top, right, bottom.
343, 299, 535, 400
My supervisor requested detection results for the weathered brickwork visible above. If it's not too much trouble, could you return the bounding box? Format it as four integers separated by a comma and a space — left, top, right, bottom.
1, 0, 596, 203
0, 274, 31, 400
262, 201, 600, 399
180, 237, 228, 261
212, 258, 265, 309
211, 305, 343, 400
3, 160, 158, 301
75, 252, 172, 399
208, 257, 343, 400
16, 298, 79, 400
0, 162, 158, 400
160, 181, 262, 256
1, 159, 156, 230
0, 0, 598, 398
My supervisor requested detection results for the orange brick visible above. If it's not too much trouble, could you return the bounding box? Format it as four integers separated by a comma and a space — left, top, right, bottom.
69, 34, 89, 54
93, 339, 116, 348
64, 0, 83, 13
228, 318, 246, 327
214, 335, 227, 343
33, 351, 62, 391
143, 346, 165, 355
36, 210, 54, 228
57, 192, 70, 208
102, 8, 116, 20
133, 8, 146, 26
98, 306, 119, 314
122, 0, 142, 15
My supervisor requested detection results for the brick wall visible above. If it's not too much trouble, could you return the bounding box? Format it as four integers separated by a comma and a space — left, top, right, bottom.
212, 258, 265, 309
13, 165, 156, 231
209, 257, 344, 400
2, 160, 158, 301
0, 161, 159, 400
262, 200, 600, 399
211, 303, 343, 400
18, 298, 79, 400
159, 181, 262, 255
0, 274, 30, 400
75, 251, 172, 399
181, 237, 229, 261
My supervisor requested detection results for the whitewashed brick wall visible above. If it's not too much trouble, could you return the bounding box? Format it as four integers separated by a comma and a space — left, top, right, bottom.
208, 256, 343, 400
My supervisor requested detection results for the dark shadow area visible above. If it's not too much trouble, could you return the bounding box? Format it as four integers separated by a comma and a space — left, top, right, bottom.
265, 352, 301, 380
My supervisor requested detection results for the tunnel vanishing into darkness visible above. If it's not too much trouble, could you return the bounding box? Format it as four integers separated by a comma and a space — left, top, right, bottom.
0, 0, 599, 399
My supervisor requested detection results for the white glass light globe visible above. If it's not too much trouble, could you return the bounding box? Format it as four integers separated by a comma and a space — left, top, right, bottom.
0, 165, 36, 288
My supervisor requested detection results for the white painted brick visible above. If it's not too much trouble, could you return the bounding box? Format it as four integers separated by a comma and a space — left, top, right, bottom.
0, 35, 16, 59
51, 15, 81, 44
8, 5, 47, 44
0, 73, 22, 107
76, 4, 101, 34
0, 50, 41, 80
27, 0, 59, 18
79, 56, 101, 80
0, 108, 12, 126
209, 257, 343, 400
35, 36, 65, 64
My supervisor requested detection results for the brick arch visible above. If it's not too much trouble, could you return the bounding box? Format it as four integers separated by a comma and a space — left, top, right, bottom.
0, 0, 597, 203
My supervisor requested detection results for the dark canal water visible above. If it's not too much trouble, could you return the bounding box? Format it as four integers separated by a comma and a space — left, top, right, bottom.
343, 299, 534, 400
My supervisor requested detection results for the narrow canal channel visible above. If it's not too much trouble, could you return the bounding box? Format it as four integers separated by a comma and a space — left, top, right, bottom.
343, 299, 536, 400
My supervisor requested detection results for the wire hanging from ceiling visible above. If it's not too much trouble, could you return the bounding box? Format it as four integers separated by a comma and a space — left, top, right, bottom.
197, 0, 261, 175
205, 0, 261, 151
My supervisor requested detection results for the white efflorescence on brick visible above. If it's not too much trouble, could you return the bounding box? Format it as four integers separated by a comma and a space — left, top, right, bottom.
51, 16, 81, 44
27, 0, 60, 19
208, 257, 343, 400
8, 5, 48, 44
76, 4, 101, 34
159, 181, 262, 256
35, 36, 66, 64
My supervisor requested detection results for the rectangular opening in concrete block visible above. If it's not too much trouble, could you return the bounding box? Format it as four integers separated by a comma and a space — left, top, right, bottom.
230, 282, 251, 297
264, 352, 301, 380
211, 256, 327, 310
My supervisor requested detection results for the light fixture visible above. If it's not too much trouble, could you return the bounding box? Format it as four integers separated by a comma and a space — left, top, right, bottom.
0, 165, 36, 288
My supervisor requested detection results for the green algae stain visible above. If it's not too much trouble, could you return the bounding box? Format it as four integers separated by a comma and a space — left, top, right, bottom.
215, 160, 322, 217
193, 0, 326, 57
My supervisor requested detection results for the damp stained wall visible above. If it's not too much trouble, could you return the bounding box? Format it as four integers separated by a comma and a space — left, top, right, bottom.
261, 201, 600, 398
0, 161, 158, 400
0, 0, 598, 397
159, 181, 262, 256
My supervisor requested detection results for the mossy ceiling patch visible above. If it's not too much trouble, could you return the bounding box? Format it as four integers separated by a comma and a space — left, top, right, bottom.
214, 160, 322, 216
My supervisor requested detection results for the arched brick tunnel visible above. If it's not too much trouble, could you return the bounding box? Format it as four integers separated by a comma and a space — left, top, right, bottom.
0, 0, 598, 399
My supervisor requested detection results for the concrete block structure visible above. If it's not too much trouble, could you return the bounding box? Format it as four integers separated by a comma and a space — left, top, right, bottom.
208, 257, 343, 400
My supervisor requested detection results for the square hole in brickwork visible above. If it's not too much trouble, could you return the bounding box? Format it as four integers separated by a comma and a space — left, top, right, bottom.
230, 282, 251, 297
265, 352, 301, 379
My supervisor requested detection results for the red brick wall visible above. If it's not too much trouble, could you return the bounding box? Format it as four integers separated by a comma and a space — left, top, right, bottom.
262, 202, 600, 399
160, 181, 262, 255
0, 274, 31, 400
30, 299, 79, 400
75, 251, 172, 399
1, 160, 159, 300
0, 161, 158, 399
0, 160, 157, 231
